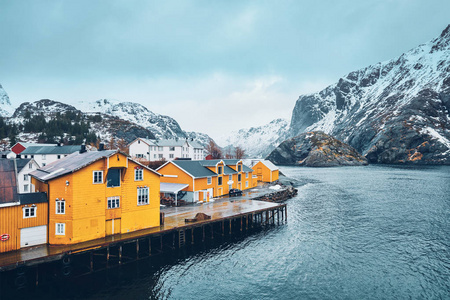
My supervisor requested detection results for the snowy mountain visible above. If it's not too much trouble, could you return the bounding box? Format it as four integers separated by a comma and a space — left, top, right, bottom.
3, 97, 213, 147
0, 84, 14, 117
77, 99, 186, 139
216, 118, 289, 158
288, 25, 450, 164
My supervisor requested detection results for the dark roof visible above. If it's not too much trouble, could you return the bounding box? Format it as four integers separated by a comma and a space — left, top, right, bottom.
170, 160, 218, 178
15, 158, 32, 173
0, 159, 19, 204
31, 150, 118, 182
19, 192, 48, 205
223, 166, 237, 175
243, 165, 253, 172
221, 159, 241, 165
21, 145, 82, 155
198, 160, 222, 167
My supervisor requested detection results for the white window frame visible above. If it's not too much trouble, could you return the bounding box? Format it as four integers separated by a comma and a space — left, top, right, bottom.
24, 184, 29, 192
158, 154, 163, 159
24, 174, 29, 181
169, 154, 174, 158
207, 177, 212, 185
218, 177, 223, 186
107, 196, 120, 209
56, 223, 65, 235
28, 163, 33, 169
93, 171, 103, 184
238, 165, 242, 172
42, 154, 46, 160
246, 172, 249, 178
229, 175, 232, 180
246, 181, 249, 188
135, 168, 143, 181
217, 166, 223, 175
56, 199, 65, 214
137, 187, 149, 205
23, 206, 36, 218
238, 174, 242, 182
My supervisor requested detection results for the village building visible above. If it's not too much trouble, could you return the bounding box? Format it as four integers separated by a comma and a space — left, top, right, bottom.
10, 142, 57, 156
157, 159, 256, 204
16, 158, 40, 193
128, 138, 205, 162
0, 159, 48, 253
243, 159, 279, 183
19, 145, 82, 167
30, 147, 161, 245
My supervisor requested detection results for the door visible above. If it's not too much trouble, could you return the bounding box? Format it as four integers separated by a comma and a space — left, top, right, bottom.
194, 191, 200, 202
106, 219, 121, 236
20, 225, 47, 248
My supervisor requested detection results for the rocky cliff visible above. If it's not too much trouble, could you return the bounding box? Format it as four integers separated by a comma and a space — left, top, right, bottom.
267, 131, 368, 167
289, 25, 450, 164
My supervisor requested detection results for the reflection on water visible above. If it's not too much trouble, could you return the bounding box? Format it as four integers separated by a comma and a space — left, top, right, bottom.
8, 165, 450, 300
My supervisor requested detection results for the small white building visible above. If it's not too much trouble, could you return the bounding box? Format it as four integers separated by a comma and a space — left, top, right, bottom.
19, 145, 82, 167
129, 138, 206, 161
16, 158, 40, 193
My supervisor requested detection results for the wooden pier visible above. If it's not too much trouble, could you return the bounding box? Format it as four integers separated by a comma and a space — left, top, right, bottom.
0, 199, 287, 291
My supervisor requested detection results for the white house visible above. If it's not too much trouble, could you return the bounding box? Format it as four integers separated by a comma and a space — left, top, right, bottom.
129, 138, 206, 162
16, 158, 40, 193
19, 145, 82, 167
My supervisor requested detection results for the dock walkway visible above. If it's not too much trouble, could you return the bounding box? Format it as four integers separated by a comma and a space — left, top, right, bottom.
0, 198, 282, 272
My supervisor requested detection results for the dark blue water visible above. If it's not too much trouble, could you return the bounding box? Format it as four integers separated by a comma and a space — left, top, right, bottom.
17, 165, 450, 299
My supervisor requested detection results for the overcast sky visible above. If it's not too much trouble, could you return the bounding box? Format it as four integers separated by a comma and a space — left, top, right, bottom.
1, 1, 449, 138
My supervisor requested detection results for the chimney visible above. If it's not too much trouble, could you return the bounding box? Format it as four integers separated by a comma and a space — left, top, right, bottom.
1, 154, 6, 159
99, 143, 105, 151
80, 145, 87, 154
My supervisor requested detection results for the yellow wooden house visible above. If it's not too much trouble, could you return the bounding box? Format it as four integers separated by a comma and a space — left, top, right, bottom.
244, 159, 279, 183
30, 149, 161, 245
157, 159, 255, 203
0, 159, 49, 253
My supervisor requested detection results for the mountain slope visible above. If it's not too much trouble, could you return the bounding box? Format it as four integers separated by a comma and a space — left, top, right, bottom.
0, 84, 14, 117
289, 25, 450, 164
216, 118, 289, 158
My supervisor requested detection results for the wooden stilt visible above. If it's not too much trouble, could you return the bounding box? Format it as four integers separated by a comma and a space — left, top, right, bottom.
148, 238, 152, 256
222, 221, 225, 236
90, 251, 94, 271
202, 226, 205, 242
191, 228, 195, 245
107, 246, 110, 267
136, 240, 140, 259
119, 245, 122, 265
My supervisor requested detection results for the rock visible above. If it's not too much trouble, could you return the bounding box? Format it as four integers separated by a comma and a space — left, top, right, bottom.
267, 131, 368, 167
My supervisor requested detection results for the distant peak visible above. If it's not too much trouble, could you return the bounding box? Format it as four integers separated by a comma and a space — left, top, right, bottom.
440, 24, 450, 40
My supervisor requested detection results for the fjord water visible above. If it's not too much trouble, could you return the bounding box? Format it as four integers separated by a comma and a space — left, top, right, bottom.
37, 165, 450, 299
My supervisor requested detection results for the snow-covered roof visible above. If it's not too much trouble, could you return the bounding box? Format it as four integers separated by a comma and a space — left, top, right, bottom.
243, 159, 278, 171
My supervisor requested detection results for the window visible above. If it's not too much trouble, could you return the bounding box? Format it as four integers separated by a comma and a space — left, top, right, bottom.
238, 165, 242, 172
136, 154, 144, 158
169, 147, 175, 151
56, 199, 65, 214
137, 187, 149, 205
24, 184, 29, 192
158, 154, 163, 159
154, 154, 157, 158
218, 177, 223, 186
24, 155, 28, 158
238, 174, 242, 182
218, 166, 223, 175
42, 163, 46, 167
229, 175, 232, 180
158, 147, 163, 151
246, 181, 249, 188
138, 140, 141, 144
24, 174, 29, 181
23, 206, 36, 218
93, 171, 103, 184
57, 155, 61, 159
207, 177, 212, 185
135, 168, 143, 181
28, 163, 33, 169
169, 154, 174, 158
107, 169, 121, 187
246, 172, 249, 178
56, 223, 65, 235
107, 196, 120, 209
42, 154, 46, 160
31, 155, 34, 158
